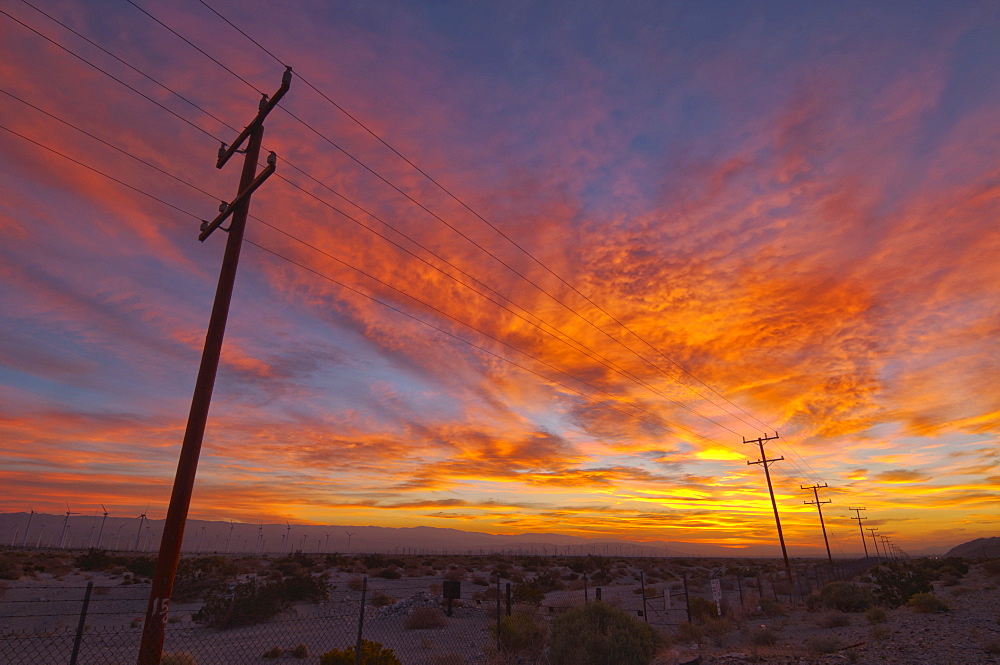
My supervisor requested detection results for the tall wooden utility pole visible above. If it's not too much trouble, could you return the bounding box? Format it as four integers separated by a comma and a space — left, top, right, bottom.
746, 433, 792, 581
849, 507, 869, 558
866, 526, 882, 562
802, 483, 832, 565
137, 67, 291, 665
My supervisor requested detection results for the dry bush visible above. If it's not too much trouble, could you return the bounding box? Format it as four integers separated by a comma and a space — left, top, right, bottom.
908, 592, 949, 613
806, 636, 841, 654
405, 607, 447, 629
871, 625, 893, 640
371, 591, 396, 608
160, 652, 197, 665
347, 577, 364, 591
864, 606, 887, 624
815, 612, 851, 628
744, 626, 780, 646
291, 643, 309, 658
424, 654, 464, 665
262, 646, 284, 658
675, 621, 702, 644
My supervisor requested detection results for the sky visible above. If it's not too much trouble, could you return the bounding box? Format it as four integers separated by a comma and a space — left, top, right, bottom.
1, 0, 999, 556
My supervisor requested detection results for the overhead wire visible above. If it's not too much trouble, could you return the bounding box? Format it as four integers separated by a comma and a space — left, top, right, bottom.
128, 0, 773, 440
12, 0, 756, 442
3, 3, 836, 493
0, 118, 730, 448
193, 0, 778, 435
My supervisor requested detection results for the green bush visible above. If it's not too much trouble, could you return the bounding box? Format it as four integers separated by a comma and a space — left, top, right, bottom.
871, 562, 932, 607
320, 640, 401, 665
493, 613, 546, 654
908, 592, 949, 613
76, 549, 114, 571
173, 556, 240, 602
819, 582, 873, 612
816, 612, 851, 628
405, 607, 447, 629
549, 602, 659, 665
675, 621, 702, 644
512, 582, 545, 605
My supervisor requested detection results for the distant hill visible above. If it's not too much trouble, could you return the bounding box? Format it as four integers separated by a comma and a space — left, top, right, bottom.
946, 537, 1000, 558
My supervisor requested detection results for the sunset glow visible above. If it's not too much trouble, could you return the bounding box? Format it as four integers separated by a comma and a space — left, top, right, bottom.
2, 0, 999, 555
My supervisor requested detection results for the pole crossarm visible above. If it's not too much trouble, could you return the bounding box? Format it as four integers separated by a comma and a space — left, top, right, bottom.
801, 483, 833, 564
744, 432, 792, 580
199, 153, 276, 241
217, 66, 292, 169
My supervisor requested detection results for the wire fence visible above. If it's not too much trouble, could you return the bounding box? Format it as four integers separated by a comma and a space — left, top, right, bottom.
0, 559, 877, 664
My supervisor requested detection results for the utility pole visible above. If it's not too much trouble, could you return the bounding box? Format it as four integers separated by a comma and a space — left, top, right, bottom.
802, 483, 833, 565
880, 535, 893, 560
746, 433, 792, 581
848, 507, 869, 558
137, 67, 291, 665
866, 527, 882, 562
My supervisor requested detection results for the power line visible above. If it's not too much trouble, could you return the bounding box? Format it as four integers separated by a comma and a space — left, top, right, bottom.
194, 0, 776, 434
15, 0, 751, 441
0, 7, 221, 144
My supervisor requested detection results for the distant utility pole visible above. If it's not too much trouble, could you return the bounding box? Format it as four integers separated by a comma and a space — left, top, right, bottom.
866, 527, 882, 562
746, 433, 792, 580
849, 507, 869, 558
137, 67, 291, 665
802, 483, 833, 565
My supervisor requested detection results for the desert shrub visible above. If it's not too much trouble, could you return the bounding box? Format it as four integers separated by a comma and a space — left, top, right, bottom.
281, 573, 329, 602
512, 582, 545, 606
819, 582, 873, 612
982, 559, 1000, 577
320, 640, 401, 665
262, 646, 284, 658
173, 556, 240, 602
371, 592, 396, 608
405, 608, 447, 629
376, 567, 401, 580
688, 596, 718, 622
745, 626, 779, 646
492, 613, 546, 654
548, 602, 659, 665
816, 612, 851, 628
348, 577, 365, 591
363, 554, 387, 569
757, 597, 785, 617
0, 561, 24, 580
806, 636, 840, 654
864, 606, 887, 624
126, 556, 157, 578
424, 653, 464, 665
291, 643, 309, 658
984, 638, 1000, 655
76, 548, 114, 571
871, 562, 932, 607
194, 579, 284, 628
675, 621, 702, 644
702, 617, 735, 646
871, 625, 892, 640
443, 567, 467, 581
160, 652, 197, 665
908, 592, 949, 613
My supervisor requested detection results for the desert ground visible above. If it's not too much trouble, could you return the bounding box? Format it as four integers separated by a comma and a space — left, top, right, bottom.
1, 548, 999, 664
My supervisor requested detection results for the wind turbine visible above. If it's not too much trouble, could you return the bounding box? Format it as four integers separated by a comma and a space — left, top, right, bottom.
59, 505, 80, 549
96, 505, 109, 549
225, 520, 234, 553
133, 507, 148, 551
256, 523, 263, 553
345, 531, 355, 553
113, 523, 126, 551
36, 523, 46, 548
285, 522, 291, 553
20, 507, 34, 547
324, 533, 330, 552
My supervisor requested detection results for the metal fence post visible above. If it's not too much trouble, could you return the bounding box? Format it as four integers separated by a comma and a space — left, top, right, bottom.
640, 571, 648, 623
495, 572, 501, 653
683, 574, 691, 623
355, 576, 367, 665
69, 581, 94, 665
505, 583, 511, 617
